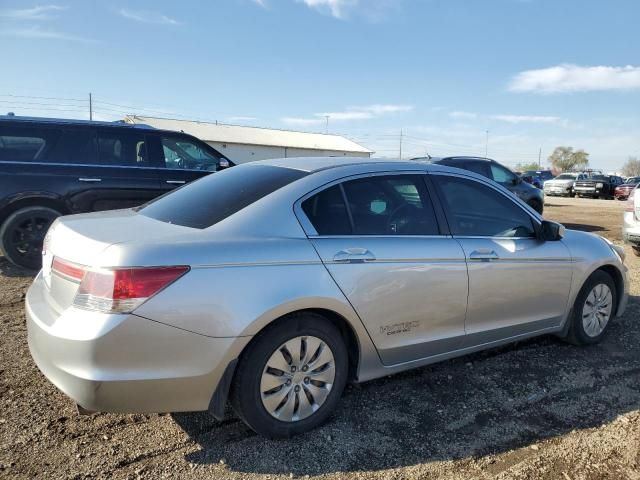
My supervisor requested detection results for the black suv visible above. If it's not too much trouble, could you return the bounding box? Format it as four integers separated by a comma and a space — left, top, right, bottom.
573, 174, 624, 199
423, 156, 545, 214
0, 116, 232, 269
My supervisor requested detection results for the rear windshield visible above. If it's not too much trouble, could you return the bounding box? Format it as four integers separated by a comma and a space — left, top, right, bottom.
139, 165, 307, 228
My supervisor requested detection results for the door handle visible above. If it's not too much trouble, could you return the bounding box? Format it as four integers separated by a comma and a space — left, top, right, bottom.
333, 248, 376, 263
469, 249, 499, 261
78, 178, 101, 182
166, 180, 186, 185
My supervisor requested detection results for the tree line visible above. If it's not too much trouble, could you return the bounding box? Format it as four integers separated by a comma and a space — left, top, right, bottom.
516, 146, 639, 176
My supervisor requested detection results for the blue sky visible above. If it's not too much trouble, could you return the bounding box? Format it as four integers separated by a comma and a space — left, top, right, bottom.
1, 0, 639, 170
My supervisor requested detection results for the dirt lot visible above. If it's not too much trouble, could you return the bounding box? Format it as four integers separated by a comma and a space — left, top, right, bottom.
1, 196, 639, 480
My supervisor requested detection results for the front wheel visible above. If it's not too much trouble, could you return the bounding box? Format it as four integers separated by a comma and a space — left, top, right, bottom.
230, 313, 348, 438
0, 206, 61, 270
564, 270, 617, 345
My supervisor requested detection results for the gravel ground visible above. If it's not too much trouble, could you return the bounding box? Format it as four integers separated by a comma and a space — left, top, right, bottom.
1, 196, 639, 480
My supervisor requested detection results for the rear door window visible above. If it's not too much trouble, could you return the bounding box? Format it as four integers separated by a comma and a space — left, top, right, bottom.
0, 127, 59, 162
301, 185, 351, 235
140, 165, 307, 228
302, 174, 439, 236
45, 128, 98, 164
463, 161, 491, 178
98, 130, 149, 167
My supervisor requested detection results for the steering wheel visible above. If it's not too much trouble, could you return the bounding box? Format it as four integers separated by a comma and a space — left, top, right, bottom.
385, 204, 412, 234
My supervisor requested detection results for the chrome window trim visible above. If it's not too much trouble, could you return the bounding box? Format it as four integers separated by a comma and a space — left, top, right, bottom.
293, 169, 441, 238
0, 160, 216, 173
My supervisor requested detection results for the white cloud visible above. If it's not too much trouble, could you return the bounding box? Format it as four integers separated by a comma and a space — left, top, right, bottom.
318, 104, 413, 120
117, 8, 181, 26
449, 111, 478, 120
284, 104, 412, 126
252, 0, 267, 7
299, 0, 354, 18
509, 64, 640, 93
0, 25, 96, 42
227, 116, 258, 122
281, 117, 325, 126
490, 114, 565, 125
0, 5, 66, 20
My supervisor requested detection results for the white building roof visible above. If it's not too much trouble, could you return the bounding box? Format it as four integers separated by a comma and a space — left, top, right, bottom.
124, 115, 372, 154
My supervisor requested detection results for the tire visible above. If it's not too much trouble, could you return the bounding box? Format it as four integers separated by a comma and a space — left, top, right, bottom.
0, 206, 61, 270
564, 270, 617, 346
527, 199, 543, 214
632, 246, 640, 258
230, 312, 349, 438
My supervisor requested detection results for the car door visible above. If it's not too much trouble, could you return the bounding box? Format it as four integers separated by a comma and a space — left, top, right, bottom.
297, 172, 469, 366
68, 127, 163, 211
151, 133, 222, 194
431, 172, 573, 346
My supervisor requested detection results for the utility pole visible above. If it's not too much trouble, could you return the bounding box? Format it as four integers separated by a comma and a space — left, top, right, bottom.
485, 130, 489, 159
323, 115, 329, 134
538, 147, 542, 167
89, 93, 93, 121
399, 129, 403, 160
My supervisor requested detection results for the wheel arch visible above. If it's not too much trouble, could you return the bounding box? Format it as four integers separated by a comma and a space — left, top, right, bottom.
0, 195, 69, 225
595, 264, 624, 316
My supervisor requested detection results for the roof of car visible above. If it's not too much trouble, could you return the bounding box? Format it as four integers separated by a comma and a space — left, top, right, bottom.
252, 156, 480, 177
0, 115, 155, 130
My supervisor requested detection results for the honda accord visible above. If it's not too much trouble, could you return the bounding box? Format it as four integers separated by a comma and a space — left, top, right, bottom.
26, 157, 628, 438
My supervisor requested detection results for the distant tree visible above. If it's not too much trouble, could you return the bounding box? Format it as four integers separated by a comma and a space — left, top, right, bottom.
515, 162, 542, 172
548, 146, 589, 172
621, 157, 640, 177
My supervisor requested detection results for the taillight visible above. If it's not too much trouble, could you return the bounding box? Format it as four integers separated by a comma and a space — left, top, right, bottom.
625, 190, 635, 212
73, 266, 189, 313
51, 257, 189, 314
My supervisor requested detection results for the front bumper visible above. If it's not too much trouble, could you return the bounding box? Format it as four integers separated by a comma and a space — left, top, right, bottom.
26, 273, 249, 413
544, 185, 572, 196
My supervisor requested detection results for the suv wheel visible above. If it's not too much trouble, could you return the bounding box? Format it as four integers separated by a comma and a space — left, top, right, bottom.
0, 206, 61, 270
230, 312, 348, 438
564, 270, 616, 345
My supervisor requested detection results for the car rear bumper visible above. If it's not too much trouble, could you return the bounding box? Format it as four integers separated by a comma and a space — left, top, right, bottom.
26, 273, 249, 413
623, 213, 640, 246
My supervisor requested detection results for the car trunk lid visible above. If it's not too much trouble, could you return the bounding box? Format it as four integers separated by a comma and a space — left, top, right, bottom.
42, 209, 195, 315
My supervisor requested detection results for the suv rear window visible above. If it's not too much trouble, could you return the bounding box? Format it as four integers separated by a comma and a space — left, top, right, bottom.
140, 165, 307, 228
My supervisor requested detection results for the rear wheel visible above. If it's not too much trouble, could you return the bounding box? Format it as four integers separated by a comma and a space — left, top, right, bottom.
564, 270, 617, 345
0, 206, 61, 270
230, 312, 348, 438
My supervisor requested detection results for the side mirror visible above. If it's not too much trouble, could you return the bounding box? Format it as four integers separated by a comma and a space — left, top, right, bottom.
540, 220, 565, 241
512, 176, 521, 185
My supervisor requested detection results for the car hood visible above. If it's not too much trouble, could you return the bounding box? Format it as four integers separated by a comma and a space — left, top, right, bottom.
545, 179, 575, 186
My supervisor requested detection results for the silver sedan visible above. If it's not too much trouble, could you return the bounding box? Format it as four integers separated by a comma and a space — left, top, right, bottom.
26, 157, 629, 438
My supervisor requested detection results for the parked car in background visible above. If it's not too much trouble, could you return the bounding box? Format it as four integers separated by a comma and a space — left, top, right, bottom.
614, 177, 640, 200
523, 170, 554, 189
26, 157, 628, 438
425, 156, 545, 213
623, 187, 640, 257
0, 116, 232, 269
544, 172, 587, 197
574, 174, 624, 199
